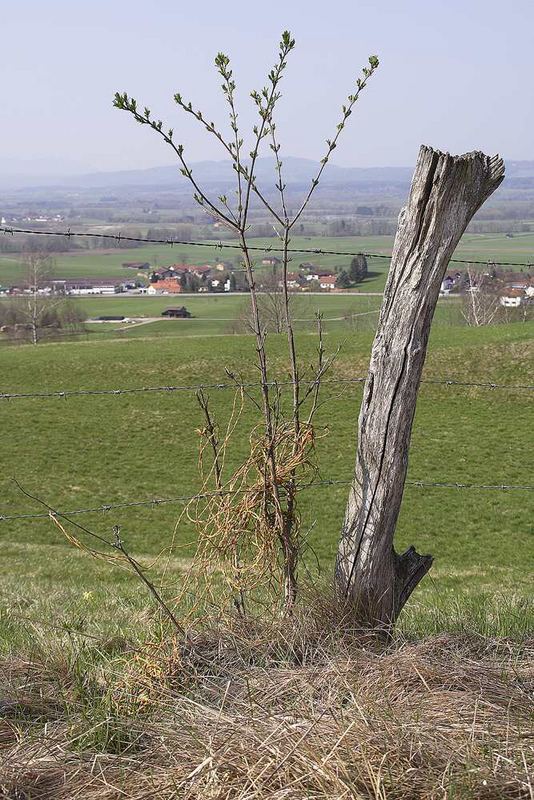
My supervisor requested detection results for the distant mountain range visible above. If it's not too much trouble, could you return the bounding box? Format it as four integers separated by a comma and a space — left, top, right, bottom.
0, 157, 413, 192
2, 156, 534, 193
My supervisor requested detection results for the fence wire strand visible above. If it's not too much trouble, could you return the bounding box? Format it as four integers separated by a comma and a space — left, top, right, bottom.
2, 477, 534, 523
2, 225, 534, 268
2, 376, 534, 401
2, 226, 532, 528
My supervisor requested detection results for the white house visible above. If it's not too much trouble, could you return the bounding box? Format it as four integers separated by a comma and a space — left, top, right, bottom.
319, 275, 337, 291
500, 289, 523, 307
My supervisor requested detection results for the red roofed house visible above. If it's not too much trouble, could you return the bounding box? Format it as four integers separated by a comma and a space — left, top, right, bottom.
500, 287, 524, 308
147, 278, 182, 295
153, 264, 212, 280
190, 264, 212, 277
152, 265, 189, 280
319, 275, 337, 291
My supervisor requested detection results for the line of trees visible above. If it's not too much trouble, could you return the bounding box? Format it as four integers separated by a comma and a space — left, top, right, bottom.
0, 254, 86, 344
336, 253, 368, 288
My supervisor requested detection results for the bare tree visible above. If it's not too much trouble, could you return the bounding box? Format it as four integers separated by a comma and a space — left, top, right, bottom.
335, 147, 505, 630
257, 266, 286, 333
1, 253, 85, 344
461, 266, 500, 326
114, 33, 379, 613
13, 253, 61, 344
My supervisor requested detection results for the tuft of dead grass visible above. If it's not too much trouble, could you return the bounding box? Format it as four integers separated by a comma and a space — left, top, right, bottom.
0, 613, 533, 799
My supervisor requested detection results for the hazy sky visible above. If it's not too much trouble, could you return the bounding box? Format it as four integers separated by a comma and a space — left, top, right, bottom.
2, 0, 533, 175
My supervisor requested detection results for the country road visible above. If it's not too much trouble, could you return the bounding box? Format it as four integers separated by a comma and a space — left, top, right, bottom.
86, 309, 381, 325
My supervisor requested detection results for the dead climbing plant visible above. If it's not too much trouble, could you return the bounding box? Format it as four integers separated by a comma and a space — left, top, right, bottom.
184, 387, 325, 615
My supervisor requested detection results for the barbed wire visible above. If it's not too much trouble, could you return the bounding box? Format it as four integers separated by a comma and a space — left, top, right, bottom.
2, 226, 534, 268
1, 375, 533, 401
1, 476, 533, 523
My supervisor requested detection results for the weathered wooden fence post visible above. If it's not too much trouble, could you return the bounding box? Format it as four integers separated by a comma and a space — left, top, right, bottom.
335, 146, 504, 629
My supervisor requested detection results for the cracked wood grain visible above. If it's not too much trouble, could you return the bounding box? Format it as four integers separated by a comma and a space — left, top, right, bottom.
335, 145, 505, 629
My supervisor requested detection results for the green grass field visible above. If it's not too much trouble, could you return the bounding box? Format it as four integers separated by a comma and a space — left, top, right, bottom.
0, 294, 386, 343
0, 293, 465, 346
2, 231, 533, 291
76, 293, 382, 319
79, 293, 385, 337
0, 316, 533, 647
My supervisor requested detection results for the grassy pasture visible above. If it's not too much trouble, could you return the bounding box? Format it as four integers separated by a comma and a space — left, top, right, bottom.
76, 293, 383, 319
0, 293, 463, 345
0, 319, 533, 648
1, 316, 533, 800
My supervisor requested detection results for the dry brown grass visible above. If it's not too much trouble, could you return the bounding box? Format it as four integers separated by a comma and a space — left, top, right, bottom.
0, 614, 533, 799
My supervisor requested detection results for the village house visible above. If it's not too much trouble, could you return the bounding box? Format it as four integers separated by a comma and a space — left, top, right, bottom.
208, 278, 232, 292
151, 265, 188, 280
277, 272, 305, 291
498, 273, 534, 306
147, 277, 182, 295
190, 264, 212, 278
319, 275, 337, 291
507, 280, 532, 291
209, 277, 231, 291
306, 270, 334, 283
440, 275, 455, 295
500, 288, 524, 307
151, 264, 212, 281
261, 256, 281, 267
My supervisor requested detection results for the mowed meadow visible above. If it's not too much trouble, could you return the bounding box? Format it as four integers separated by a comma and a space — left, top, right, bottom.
1, 313, 533, 648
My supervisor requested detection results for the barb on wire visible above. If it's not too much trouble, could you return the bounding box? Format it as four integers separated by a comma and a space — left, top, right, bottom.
2, 226, 534, 268
0, 487, 237, 521
2, 476, 533, 523
299, 478, 534, 492
1, 375, 534, 401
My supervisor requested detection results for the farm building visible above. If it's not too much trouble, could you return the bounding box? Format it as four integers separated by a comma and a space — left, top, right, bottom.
161, 307, 192, 318
147, 278, 182, 295
55, 278, 121, 295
